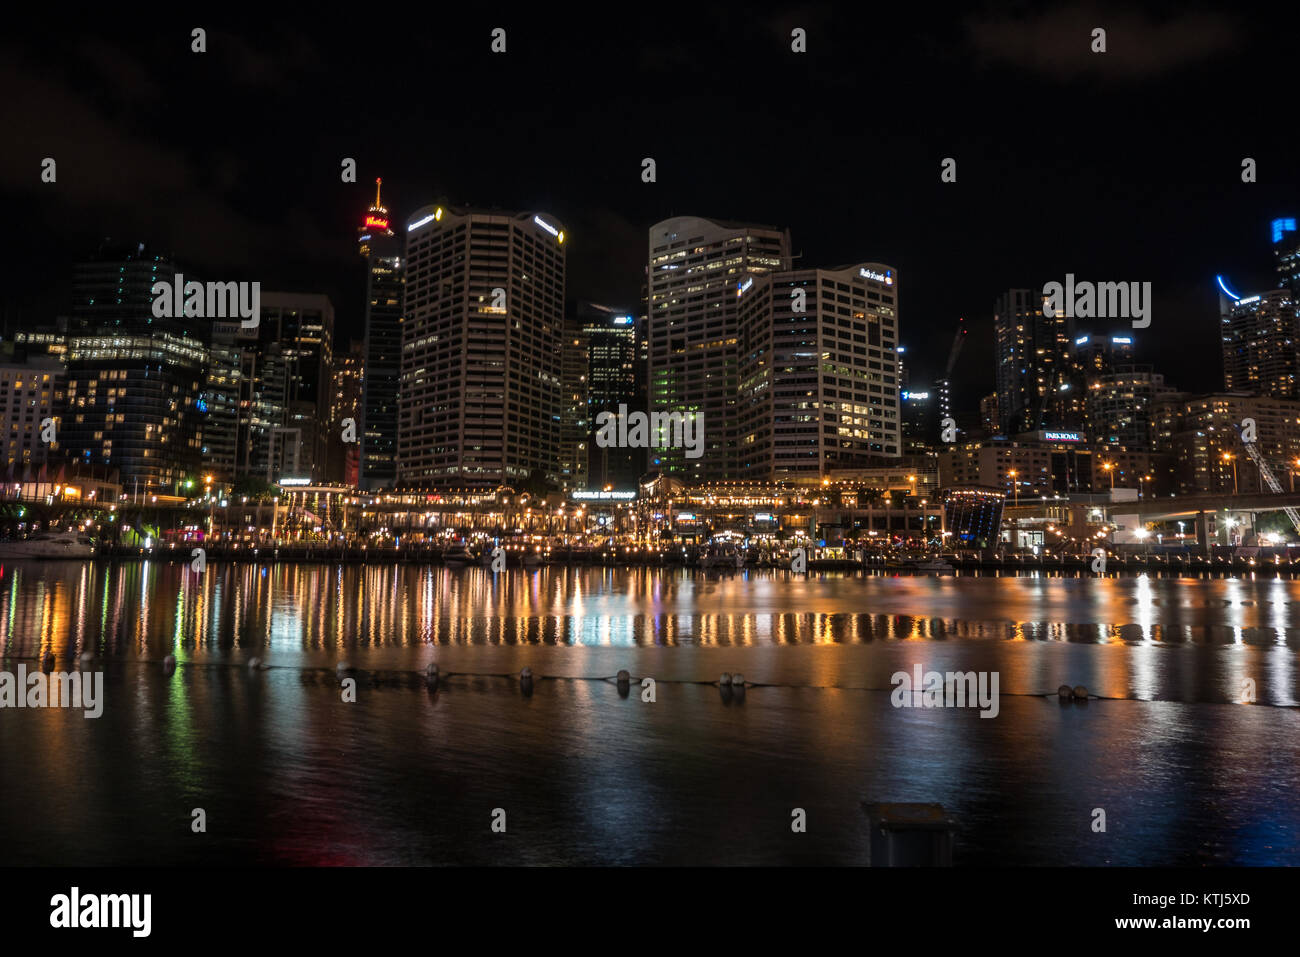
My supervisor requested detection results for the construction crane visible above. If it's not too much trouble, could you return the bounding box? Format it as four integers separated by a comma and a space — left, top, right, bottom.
934, 317, 967, 420
1233, 423, 1300, 536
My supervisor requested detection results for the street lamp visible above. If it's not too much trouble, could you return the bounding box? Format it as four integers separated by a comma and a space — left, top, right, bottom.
1008, 469, 1019, 506
1102, 461, 1115, 490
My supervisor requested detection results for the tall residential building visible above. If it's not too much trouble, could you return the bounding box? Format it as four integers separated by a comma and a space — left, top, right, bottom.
1059, 332, 1137, 431
63, 242, 207, 496
1152, 392, 1300, 495
359, 179, 404, 490
979, 392, 1000, 435
647, 216, 791, 482
737, 264, 901, 480
580, 301, 640, 489
400, 206, 566, 489
994, 288, 1071, 435
1220, 289, 1298, 399
1088, 365, 1173, 450
1273, 217, 1299, 297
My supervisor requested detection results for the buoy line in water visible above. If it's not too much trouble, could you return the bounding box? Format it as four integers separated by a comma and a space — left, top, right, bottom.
2, 653, 1295, 707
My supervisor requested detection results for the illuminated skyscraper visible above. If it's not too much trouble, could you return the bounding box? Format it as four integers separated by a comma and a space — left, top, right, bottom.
647, 216, 790, 481
580, 302, 640, 489
737, 264, 901, 479
63, 241, 206, 495
400, 206, 566, 489
1273, 217, 1299, 296
358, 179, 404, 490
1220, 289, 1298, 399
994, 288, 1071, 434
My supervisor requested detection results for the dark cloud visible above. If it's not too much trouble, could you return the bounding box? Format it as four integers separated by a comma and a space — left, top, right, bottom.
966, 5, 1242, 79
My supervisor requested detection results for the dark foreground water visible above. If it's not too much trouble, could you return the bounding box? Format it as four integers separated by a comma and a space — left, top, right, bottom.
1, 562, 1298, 865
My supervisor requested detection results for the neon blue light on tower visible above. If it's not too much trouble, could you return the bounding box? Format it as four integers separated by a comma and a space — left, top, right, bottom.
1272, 218, 1296, 244
1216, 275, 1242, 301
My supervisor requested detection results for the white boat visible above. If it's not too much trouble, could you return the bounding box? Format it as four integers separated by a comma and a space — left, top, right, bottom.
909, 558, 955, 574
443, 543, 475, 568
0, 530, 96, 559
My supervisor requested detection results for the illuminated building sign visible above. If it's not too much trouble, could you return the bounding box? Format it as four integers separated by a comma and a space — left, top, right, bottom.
737, 277, 754, 296
1075, 335, 1089, 345
279, 477, 311, 486
364, 215, 389, 230
860, 268, 894, 285
533, 216, 564, 242
1111, 336, 1132, 344
1273, 218, 1297, 243
613, 316, 634, 325
901, 391, 929, 400
571, 490, 636, 501
754, 513, 775, 522
1041, 431, 1084, 443
675, 512, 697, 522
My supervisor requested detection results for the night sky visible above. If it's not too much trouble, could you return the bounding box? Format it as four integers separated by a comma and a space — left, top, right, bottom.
2, 4, 1297, 413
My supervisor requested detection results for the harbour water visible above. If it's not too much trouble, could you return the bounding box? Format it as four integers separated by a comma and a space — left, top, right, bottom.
1, 562, 1297, 865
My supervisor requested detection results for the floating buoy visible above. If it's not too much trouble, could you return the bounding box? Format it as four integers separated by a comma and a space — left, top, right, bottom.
163, 655, 177, 674
617, 669, 630, 685
41, 652, 55, 673
732, 674, 745, 688
520, 667, 534, 696
426, 663, 439, 689
249, 657, 262, 670
1072, 685, 1088, 700
337, 660, 351, 673
79, 651, 93, 665
719, 672, 733, 686
1057, 685, 1072, 698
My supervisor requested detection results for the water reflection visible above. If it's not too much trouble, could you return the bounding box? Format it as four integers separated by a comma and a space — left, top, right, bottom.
6, 563, 1300, 660
2, 562, 1299, 866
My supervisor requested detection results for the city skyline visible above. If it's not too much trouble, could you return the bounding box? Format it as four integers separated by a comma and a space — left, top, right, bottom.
4, 12, 1298, 406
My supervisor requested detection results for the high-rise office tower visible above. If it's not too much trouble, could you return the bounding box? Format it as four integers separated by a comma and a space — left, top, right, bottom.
994, 288, 1071, 435
401, 206, 566, 489
559, 319, 589, 491
737, 264, 901, 480
327, 339, 365, 486
257, 293, 334, 482
647, 216, 791, 482
63, 241, 206, 495
580, 301, 640, 489
1220, 289, 1298, 399
359, 179, 404, 490
202, 318, 257, 482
